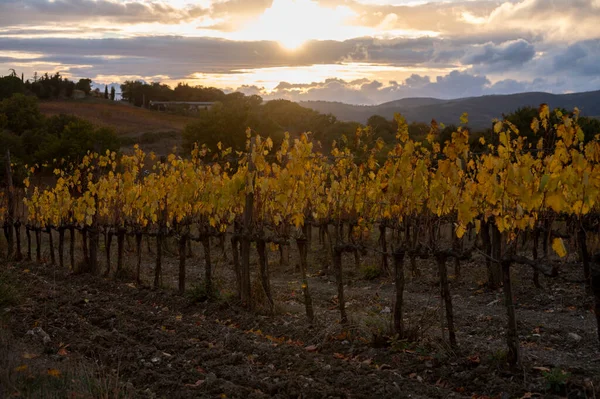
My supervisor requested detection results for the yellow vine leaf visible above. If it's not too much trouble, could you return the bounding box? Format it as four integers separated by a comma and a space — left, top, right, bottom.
47, 368, 62, 378
551, 238, 567, 258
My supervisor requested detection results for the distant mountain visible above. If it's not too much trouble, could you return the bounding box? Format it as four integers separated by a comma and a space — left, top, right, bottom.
299, 91, 600, 129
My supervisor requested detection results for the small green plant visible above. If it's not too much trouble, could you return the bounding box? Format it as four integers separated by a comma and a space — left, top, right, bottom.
360, 263, 381, 280
187, 283, 210, 303
388, 333, 411, 352
0, 272, 19, 309
543, 368, 570, 394
487, 349, 508, 368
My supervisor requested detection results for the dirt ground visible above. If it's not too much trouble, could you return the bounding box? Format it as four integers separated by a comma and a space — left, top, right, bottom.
1, 234, 600, 398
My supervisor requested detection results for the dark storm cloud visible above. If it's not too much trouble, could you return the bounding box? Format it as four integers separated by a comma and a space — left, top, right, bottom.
551, 40, 600, 77
462, 39, 536, 71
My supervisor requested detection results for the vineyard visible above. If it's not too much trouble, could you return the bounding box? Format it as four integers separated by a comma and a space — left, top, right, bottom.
2, 106, 600, 397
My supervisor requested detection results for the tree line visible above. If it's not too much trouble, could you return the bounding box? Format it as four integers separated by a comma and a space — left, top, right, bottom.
0, 94, 120, 182
0, 70, 117, 101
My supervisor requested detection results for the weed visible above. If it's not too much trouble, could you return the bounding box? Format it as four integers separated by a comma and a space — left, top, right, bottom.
1, 330, 133, 398
0, 272, 19, 309
360, 263, 381, 280
187, 283, 211, 303
487, 349, 508, 369
543, 368, 570, 394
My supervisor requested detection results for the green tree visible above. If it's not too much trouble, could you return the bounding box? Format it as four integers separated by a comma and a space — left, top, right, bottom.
0, 94, 43, 135
104, 85, 109, 99
0, 75, 25, 100
75, 78, 92, 95
110, 86, 116, 101
367, 114, 395, 142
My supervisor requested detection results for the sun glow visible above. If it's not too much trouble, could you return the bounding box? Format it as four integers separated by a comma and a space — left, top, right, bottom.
231, 0, 359, 50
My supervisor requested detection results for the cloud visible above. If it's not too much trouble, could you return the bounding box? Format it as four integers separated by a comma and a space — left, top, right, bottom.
551, 40, 600, 77
462, 39, 535, 72
1, 0, 600, 104
483, 0, 600, 42
257, 71, 495, 104
0, 0, 209, 26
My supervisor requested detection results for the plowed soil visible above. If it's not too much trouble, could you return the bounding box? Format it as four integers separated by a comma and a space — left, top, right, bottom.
1, 238, 600, 398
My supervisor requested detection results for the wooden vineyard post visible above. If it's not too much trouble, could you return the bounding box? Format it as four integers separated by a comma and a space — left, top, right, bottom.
105, 230, 113, 276
178, 234, 187, 294
502, 260, 521, 368
578, 226, 591, 292
81, 228, 89, 267
240, 137, 255, 307
231, 229, 241, 299
592, 266, 600, 345
333, 245, 348, 324
202, 236, 213, 296
4, 150, 15, 258
489, 222, 503, 289
25, 225, 32, 261
116, 228, 125, 278
47, 226, 56, 266
14, 221, 22, 261
379, 223, 389, 274
35, 228, 41, 263
436, 253, 456, 348
532, 228, 541, 288
135, 232, 143, 284
231, 230, 242, 299
57, 226, 65, 268
392, 248, 405, 337
69, 226, 75, 270
256, 238, 274, 313
591, 254, 600, 345
155, 231, 162, 288
296, 227, 314, 324
86, 162, 100, 274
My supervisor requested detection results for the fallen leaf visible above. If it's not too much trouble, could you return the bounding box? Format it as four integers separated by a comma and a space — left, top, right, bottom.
184, 379, 204, 388
22, 353, 38, 359
14, 365, 28, 372
305, 345, 318, 352
58, 348, 69, 356
47, 368, 61, 378
468, 355, 481, 365
333, 353, 345, 359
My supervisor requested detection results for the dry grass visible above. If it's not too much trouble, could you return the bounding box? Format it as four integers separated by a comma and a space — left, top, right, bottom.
39, 99, 196, 136
39, 99, 196, 155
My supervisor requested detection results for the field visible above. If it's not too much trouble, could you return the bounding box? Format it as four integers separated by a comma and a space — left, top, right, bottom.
1, 232, 599, 399
39, 99, 196, 154
2, 105, 600, 398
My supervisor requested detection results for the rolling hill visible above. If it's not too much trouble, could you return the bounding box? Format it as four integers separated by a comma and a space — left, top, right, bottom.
300, 90, 600, 129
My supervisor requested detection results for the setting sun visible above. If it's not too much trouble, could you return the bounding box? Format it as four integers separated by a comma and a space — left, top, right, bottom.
232, 0, 358, 50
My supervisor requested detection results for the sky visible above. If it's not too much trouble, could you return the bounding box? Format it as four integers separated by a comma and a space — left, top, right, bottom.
1, 0, 600, 104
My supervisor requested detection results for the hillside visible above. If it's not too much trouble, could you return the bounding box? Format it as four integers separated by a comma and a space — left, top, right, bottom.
39, 99, 199, 154
39, 99, 196, 134
300, 90, 600, 129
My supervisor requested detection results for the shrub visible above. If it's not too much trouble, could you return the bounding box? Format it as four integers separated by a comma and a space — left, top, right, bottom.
543, 368, 570, 394
360, 263, 381, 280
